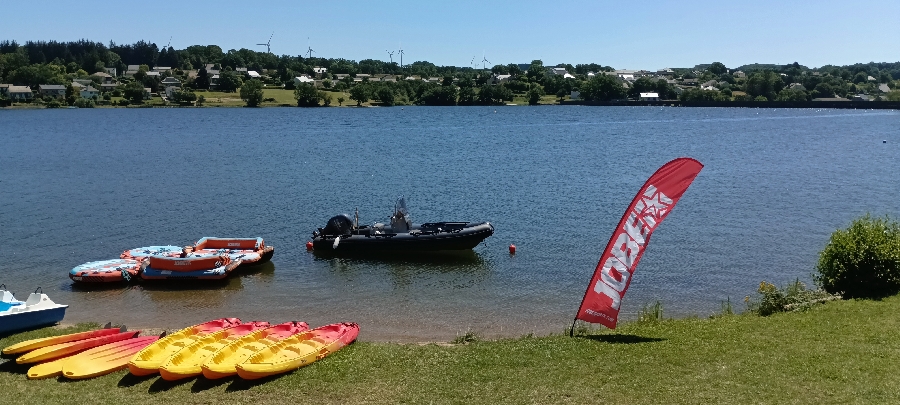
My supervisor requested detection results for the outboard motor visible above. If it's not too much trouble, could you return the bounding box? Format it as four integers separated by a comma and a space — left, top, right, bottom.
320, 214, 354, 236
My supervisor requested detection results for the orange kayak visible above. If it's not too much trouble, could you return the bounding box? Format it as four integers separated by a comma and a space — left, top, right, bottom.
2, 324, 121, 355
16, 330, 140, 364
159, 321, 271, 381
202, 321, 309, 380
61, 335, 160, 380
128, 318, 242, 376
236, 322, 359, 380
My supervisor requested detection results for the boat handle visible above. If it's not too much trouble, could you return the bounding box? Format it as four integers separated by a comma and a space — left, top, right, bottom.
33, 287, 43, 294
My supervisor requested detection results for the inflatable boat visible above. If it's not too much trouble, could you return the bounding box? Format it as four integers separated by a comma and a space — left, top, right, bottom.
140, 255, 241, 280
0, 287, 68, 335
311, 198, 493, 254
187, 237, 274, 267
69, 259, 142, 283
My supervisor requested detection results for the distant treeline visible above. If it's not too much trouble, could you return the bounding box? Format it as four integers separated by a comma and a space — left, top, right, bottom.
0, 39, 613, 80
2, 39, 899, 107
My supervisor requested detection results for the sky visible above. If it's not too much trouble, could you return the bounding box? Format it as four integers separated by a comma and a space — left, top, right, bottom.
4, 0, 899, 70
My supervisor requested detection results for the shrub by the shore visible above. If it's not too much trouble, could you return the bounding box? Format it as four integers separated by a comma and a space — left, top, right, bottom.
815, 214, 900, 298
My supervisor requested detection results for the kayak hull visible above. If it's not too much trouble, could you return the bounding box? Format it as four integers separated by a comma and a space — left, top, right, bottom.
201, 321, 309, 380
236, 322, 359, 380
16, 330, 139, 364
3, 327, 121, 355
27, 356, 69, 380
158, 321, 270, 381
128, 318, 241, 376
62, 335, 160, 380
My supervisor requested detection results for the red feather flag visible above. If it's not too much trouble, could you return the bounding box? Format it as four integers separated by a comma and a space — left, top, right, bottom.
575, 157, 703, 329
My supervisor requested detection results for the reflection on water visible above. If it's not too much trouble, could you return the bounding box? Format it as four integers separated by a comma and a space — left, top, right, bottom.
316, 250, 491, 290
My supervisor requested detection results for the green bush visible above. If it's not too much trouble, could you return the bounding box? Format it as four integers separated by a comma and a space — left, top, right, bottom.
815, 214, 900, 298
747, 279, 836, 316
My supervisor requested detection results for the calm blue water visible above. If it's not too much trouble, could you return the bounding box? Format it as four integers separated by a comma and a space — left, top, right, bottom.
1, 106, 897, 341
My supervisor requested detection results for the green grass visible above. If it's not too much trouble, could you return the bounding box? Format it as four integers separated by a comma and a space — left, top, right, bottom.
3, 295, 900, 404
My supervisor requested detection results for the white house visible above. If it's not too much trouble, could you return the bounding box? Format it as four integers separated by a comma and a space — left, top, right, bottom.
569, 90, 580, 100
548, 67, 569, 75
104, 67, 117, 77
639, 92, 659, 101
879, 83, 891, 93
8, 85, 33, 101
313, 67, 327, 78
733, 71, 746, 79
493, 74, 512, 84
247, 70, 261, 79
160, 77, 181, 88
293, 75, 315, 86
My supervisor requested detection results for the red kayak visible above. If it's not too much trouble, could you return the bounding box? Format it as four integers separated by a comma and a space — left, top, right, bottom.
16, 330, 141, 364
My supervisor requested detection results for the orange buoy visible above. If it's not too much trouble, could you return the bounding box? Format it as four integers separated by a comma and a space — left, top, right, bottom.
306, 241, 314, 251
509, 244, 516, 254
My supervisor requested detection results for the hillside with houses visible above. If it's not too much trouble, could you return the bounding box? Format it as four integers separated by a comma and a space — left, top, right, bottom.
1, 40, 898, 107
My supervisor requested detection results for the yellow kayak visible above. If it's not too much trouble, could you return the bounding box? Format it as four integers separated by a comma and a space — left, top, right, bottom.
3, 323, 119, 355
158, 321, 270, 381
235, 322, 359, 380
201, 321, 309, 380
128, 318, 241, 376
61, 335, 160, 380
26, 356, 70, 380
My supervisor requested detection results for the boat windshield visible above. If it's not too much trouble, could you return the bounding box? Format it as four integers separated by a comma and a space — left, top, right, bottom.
393, 197, 409, 218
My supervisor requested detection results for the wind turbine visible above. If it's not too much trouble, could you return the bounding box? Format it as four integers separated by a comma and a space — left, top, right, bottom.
386, 50, 395, 64
398, 43, 404, 69
306, 37, 315, 59
470, 56, 476, 69
257, 32, 273, 53
165, 36, 172, 49
481, 51, 490, 71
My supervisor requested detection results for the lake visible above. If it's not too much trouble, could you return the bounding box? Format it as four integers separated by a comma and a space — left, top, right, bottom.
1, 105, 897, 342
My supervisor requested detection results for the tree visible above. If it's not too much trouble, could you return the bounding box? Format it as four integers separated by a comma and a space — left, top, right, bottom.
337, 96, 345, 106
579, 74, 626, 101
419, 84, 458, 106
708, 62, 727, 75
775, 88, 808, 101
171, 88, 198, 105
527, 83, 545, 105
240, 79, 264, 107
376, 86, 395, 106
349, 84, 371, 106
458, 86, 476, 106
294, 83, 321, 107
218, 70, 243, 92
679, 88, 725, 101
526, 60, 546, 84
123, 81, 145, 104
65, 84, 76, 106
745, 71, 784, 101
193, 68, 210, 89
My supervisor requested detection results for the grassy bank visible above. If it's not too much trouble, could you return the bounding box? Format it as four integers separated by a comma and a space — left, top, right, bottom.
3, 296, 899, 404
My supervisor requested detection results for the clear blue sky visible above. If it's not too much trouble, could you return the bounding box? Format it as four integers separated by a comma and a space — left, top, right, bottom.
6, 0, 899, 69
